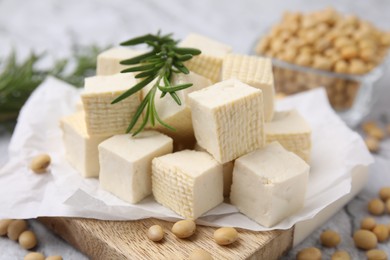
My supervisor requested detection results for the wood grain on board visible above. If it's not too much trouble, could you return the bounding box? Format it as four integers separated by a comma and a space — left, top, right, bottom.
39, 217, 293, 260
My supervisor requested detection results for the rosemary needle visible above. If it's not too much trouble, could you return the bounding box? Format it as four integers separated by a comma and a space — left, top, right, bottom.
112, 32, 201, 136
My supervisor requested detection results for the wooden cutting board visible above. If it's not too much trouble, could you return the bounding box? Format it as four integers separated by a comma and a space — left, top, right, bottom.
39, 217, 293, 260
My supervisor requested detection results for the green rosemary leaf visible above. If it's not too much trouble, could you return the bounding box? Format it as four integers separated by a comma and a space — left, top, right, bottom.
120, 63, 157, 73
175, 54, 193, 62
126, 93, 150, 133
120, 34, 158, 46
111, 76, 154, 104
169, 91, 182, 106
120, 51, 157, 65
158, 83, 192, 93
172, 47, 202, 55
118, 32, 201, 135
135, 68, 160, 79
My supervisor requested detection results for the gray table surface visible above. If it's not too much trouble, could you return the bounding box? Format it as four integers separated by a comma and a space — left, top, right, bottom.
1, 0, 390, 259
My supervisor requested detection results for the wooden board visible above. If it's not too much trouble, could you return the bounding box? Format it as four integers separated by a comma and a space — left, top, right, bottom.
39, 217, 293, 260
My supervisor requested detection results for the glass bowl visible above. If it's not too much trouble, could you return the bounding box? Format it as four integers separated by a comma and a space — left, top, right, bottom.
265, 56, 388, 127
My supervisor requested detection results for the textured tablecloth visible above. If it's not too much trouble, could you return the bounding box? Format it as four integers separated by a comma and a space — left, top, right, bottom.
1, 0, 390, 259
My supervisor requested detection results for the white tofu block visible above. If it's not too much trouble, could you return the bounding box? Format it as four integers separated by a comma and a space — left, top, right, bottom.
194, 143, 234, 197
81, 73, 141, 135
230, 142, 310, 227
222, 54, 275, 121
179, 33, 232, 82
188, 79, 265, 164
60, 112, 110, 178
152, 150, 223, 219
265, 109, 312, 162
97, 47, 143, 76
142, 72, 211, 149
99, 131, 173, 204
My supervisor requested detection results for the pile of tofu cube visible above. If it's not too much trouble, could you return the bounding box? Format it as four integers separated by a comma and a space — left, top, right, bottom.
61, 33, 312, 227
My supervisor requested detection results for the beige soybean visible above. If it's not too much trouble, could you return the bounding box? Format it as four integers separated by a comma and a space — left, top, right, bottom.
45, 256, 63, 260
18, 230, 38, 249
367, 126, 385, 140
24, 252, 45, 260
0, 219, 13, 236
331, 250, 351, 260
353, 229, 377, 250
214, 227, 238, 246
361, 217, 376, 230
373, 224, 389, 242
385, 199, 390, 214
365, 136, 380, 153
368, 198, 385, 215
379, 187, 390, 201
147, 225, 164, 242
189, 248, 213, 260
296, 247, 322, 260
320, 229, 341, 247
171, 219, 196, 239
7, 219, 27, 241
30, 154, 51, 174
366, 249, 388, 260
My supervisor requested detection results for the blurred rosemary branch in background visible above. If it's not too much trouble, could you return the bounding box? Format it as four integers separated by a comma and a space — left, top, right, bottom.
0, 45, 105, 124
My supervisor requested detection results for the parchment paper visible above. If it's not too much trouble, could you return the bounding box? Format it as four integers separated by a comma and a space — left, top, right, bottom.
0, 77, 373, 231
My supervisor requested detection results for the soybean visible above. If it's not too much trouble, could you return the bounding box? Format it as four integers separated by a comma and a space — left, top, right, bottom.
296, 247, 322, 260
368, 198, 385, 215
171, 219, 196, 239
0, 219, 13, 236
18, 230, 38, 249
30, 154, 51, 174
331, 250, 351, 260
147, 225, 164, 242
189, 248, 213, 260
353, 229, 377, 250
361, 217, 376, 230
214, 227, 238, 246
372, 224, 389, 242
379, 187, 390, 201
24, 252, 45, 260
45, 256, 63, 260
320, 229, 341, 247
366, 249, 387, 260
7, 219, 27, 241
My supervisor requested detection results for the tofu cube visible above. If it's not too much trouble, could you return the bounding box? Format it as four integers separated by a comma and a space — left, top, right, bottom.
97, 47, 143, 76
230, 142, 310, 227
222, 54, 275, 121
188, 79, 265, 164
152, 150, 223, 219
142, 72, 211, 149
265, 109, 312, 162
81, 73, 141, 136
179, 33, 232, 82
194, 143, 234, 197
98, 131, 173, 204
60, 112, 110, 178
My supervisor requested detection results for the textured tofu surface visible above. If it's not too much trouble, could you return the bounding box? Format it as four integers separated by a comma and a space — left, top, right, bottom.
179, 33, 232, 82
152, 150, 223, 219
99, 131, 173, 204
194, 142, 234, 197
189, 79, 265, 164
222, 54, 275, 121
265, 109, 312, 162
230, 142, 309, 227
142, 72, 211, 149
60, 112, 110, 177
97, 47, 143, 76
81, 73, 141, 135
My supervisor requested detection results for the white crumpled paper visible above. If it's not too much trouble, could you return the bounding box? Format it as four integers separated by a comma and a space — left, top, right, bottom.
0, 77, 373, 231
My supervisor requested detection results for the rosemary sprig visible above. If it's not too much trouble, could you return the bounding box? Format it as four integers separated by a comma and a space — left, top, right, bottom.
0, 45, 106, 124
112, 32, 201, 136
